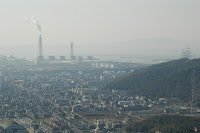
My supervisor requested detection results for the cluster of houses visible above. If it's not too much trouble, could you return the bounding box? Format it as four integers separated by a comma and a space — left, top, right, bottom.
0, 67, 176, 132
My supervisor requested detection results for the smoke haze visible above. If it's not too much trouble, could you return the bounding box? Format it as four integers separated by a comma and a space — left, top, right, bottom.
0, 0, 200, 59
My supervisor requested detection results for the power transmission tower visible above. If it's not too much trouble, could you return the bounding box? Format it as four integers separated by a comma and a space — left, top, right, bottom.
191, 70, 198, 115
182, 46, 191, 59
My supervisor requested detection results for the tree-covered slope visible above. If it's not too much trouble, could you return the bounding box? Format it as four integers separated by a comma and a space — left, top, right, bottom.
106, 58, 200, 100
126, 115, 200, 133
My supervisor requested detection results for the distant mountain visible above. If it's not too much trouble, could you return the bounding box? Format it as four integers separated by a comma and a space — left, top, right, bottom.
75, 38, 187, 57
109, 38, 183, 56
126, 115, 200, 133
106, 58, 200, 101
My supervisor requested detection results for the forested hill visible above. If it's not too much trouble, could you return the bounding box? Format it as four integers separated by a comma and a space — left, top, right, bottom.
106, 58, 200, 100
126, 115, 200, 133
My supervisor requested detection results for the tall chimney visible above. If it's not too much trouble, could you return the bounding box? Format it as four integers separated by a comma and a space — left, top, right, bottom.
71, 42, 73, 57
38, 34, 43, 60
70, 42, 75, 60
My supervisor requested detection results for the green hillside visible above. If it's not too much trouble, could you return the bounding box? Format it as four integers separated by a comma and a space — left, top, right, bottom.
126, 115, 200, 133
106, 58, 200, 101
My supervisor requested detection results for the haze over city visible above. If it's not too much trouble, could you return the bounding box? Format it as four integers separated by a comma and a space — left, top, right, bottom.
0, 0, 200, 59
1, 1, 200, 133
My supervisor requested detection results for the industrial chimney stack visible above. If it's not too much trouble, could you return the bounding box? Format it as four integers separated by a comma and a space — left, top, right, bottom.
70, 42, 76, 60
71, 42, 73, 57
38, 34, 43, 60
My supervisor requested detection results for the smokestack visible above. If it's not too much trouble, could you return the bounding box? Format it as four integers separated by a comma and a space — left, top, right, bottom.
70, 42, 76, 60
71, 42, 74, 57
25, 16, 43, 60
38, 34, 43, 60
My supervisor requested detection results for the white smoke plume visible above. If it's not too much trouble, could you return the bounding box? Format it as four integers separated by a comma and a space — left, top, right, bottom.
24, 16, 41, 34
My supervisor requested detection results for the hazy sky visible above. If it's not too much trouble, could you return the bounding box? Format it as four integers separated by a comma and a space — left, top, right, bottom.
0, 0, 200, 58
